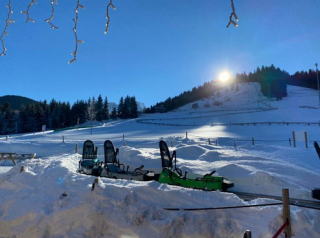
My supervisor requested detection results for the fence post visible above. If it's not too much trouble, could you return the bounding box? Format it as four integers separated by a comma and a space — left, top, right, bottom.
243, 230, 251, 238
292, 131, 296, 147
6, 135, 8, 141
75, 144, 78, 154
304, 131, 308, 148
234, 139, 237, 150
208, 138, 211, 145
215, 138, 218, 146
62, 136, 65, 143
91, 178, 100, 191
186, 132, 188, 139
252, 137, 254, 146
282, 189, 291, 237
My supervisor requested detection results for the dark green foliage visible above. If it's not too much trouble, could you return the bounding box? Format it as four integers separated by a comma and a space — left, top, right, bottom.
288, 69, 320, 90
0, 93, 141, 135
236, 64, 289, 100
0, 95, 36, 110
110, 107, 117, 120
146, 64, 290, 113
117, 97, 124, 119
71, 100, 87, 125
118, 96, 139, 119
103, 97, 109, 121
95, 95, 104, 122
146, 82, 219, 113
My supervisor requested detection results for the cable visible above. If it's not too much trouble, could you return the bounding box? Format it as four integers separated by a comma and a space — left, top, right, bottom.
44, 0, 59, 29
105, 0, 116, 35
0, 0, 14, 57
21, 0, 37, 23
226, 0, 238, 28
68, 0, 85, 64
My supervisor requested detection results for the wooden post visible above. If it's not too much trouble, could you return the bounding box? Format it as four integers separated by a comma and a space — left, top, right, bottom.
215, 138, 218, 146
6, 135, 8, 141
75, 144, 78, 154
304, 131, 308, 148
91, 178, 99, 191
62, 136, 65, 143
243, 230, 251, 238
234, 139, 237, 150
282, 189, 291, 237
186, 132, 188, 139
292, 131, 296, 147
252, 137, 254, 146
208, 138, 211, 145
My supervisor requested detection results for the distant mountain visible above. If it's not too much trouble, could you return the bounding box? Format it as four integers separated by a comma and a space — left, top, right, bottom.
0, 95, 37, 110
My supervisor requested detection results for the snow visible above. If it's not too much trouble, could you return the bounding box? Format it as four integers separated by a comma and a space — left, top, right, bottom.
0, 83, 320, 237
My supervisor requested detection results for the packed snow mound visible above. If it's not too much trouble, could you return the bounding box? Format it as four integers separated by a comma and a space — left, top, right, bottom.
1, 155, 319, 238
175, 145, 208, 160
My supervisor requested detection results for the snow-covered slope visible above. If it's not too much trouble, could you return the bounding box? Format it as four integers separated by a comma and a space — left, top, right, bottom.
0, 83, 320, 237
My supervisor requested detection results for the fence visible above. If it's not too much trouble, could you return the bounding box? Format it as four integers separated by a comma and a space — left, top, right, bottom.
20, 130, 319, 150
137, 118, 320, 127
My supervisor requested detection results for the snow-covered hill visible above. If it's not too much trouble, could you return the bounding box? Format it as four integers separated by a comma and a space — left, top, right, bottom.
0, 83, 320, 237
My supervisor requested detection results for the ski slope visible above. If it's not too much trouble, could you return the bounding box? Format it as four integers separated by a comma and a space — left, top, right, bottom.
0, 83, 320, 237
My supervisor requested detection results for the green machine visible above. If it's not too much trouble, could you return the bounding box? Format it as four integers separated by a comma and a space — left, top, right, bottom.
158, 140, 234, 191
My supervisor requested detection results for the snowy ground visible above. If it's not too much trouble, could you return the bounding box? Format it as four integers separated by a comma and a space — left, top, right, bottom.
0, 83, 320, 237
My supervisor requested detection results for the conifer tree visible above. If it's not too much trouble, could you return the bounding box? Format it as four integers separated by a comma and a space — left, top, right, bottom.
86, 98, 96, 134
130, 96, 138, 118
95, 94, 104, 122
118, 97, 124, 119
103, 96, 110, 121
111, 107, 117, 120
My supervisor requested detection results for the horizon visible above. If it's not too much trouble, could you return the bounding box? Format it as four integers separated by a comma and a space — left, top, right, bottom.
1, 0, 319, 107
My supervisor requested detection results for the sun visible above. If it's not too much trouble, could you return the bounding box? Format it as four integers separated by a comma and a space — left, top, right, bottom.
218, 71, 231, 83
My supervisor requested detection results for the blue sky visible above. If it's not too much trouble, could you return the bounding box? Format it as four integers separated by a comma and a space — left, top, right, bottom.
0, 0, 319, 107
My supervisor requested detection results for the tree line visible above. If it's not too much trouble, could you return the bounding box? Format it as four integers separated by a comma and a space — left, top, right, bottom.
146, 64, 306, 113
0, 95, 140, 135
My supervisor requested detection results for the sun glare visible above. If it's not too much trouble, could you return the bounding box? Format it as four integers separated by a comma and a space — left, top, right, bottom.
218, 71, 231, 83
